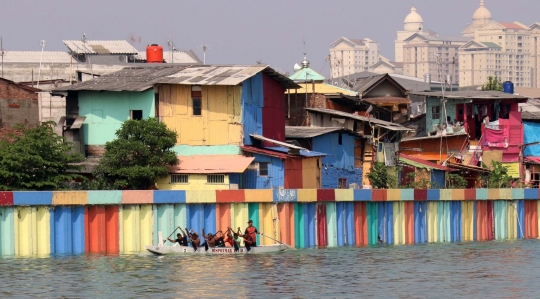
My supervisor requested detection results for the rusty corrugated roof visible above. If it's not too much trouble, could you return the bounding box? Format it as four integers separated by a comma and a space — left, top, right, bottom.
168, 155, 255, 174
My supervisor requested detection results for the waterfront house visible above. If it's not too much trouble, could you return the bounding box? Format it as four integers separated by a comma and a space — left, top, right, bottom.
0, 77, 40, 128
55, 64, 325, 190
285, 126, 362, 189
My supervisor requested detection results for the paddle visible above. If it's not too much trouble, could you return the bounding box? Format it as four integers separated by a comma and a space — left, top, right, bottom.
260, 233, 295, 250
164, 227, 179, 243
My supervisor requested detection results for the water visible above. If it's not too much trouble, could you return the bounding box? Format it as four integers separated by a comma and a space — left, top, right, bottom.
2, 240, 540, 298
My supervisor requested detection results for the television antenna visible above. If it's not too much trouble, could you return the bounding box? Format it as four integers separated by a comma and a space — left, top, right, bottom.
36, 40, 46, 88
199, 44, 210, 65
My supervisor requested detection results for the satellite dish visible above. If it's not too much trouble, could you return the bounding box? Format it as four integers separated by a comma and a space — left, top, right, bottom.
293, 63, 302, 72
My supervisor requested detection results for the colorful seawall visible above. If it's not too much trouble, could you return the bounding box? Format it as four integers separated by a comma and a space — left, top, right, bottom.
0, 189, 539, 256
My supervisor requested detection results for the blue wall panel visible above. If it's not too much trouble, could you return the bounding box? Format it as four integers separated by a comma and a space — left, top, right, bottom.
14, 191, 52, 205
153, 191, 186, 204
244, 154, 284, 189
354, 190, 372, 201
431, 170, 446, 188
336, 202, 345, 246
450, 202, 462, 242
321, 167, 362, 189
51, 207, 85, 254
306, 203, 316, 247
386, 202, 394, 245
241, 73, 264, 145
345, 202, 355, 246
187, 204, 216, 236
517, 200, 525, 239
377, 202, 386, 244
414, 202, 427, 244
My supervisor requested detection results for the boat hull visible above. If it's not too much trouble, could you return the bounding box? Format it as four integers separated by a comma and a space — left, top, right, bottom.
146, 244, 287, 255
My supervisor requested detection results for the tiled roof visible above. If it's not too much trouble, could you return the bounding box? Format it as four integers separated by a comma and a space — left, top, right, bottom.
499, 22, 527, 30
63, 40, 139, 54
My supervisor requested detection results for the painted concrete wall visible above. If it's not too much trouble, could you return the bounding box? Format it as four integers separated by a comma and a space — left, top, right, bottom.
156, 174, 230, 190
313, 132, 361, 189
1, 189, 539, 256
79, 89, 155, 145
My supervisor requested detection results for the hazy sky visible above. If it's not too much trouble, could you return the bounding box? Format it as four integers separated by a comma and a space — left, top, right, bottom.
0, 0, 537, 75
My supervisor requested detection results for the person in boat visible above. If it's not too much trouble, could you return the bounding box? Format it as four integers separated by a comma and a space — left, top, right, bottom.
378, 235, 384, 244
225, 227, 241, 252
167, 226, 188, 246
240, 220, 260, 252
201, 228, 218, 251
213, 230, 226, 247
186, 228, 200, 251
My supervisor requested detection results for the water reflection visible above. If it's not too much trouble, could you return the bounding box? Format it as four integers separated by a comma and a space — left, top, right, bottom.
1, 241, 540, 298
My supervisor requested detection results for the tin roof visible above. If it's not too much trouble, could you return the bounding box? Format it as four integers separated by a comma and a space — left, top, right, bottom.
410, 91, 527, 100
265, 146, 326, 157
351, 73, 407, 97
0, 51, 72, 63
55, 65, 299, 92
285, 126, 344, 138
399, 153, 448, 171
63, 40, 139, 55
288, 82, 357, 96
289, 67, 326, 82
240, 146, 325, 159
306, 108, 413, 131
520, 98, 540, 120
168, 155, 255, 174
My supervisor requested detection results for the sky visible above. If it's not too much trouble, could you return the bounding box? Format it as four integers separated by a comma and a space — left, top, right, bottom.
0, 0, 538, 76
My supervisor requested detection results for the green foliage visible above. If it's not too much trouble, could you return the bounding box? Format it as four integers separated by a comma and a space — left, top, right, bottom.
482, 161, 514, 188
94, 118, 178, 190
0, 122, 85, 191
367, 162, 393, 189
446, 173, 467, 189
481, 76, 503, 91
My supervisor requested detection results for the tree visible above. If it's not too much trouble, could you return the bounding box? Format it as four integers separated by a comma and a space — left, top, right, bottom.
446, 173, 467, 189
481, 76, 503, 91
94, 118, 178, 190
367, 162, 394, 189
482, 161, 514, 188
0, 122, 84, 191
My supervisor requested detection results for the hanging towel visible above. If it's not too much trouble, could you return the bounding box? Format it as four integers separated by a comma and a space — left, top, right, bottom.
482, 105, 488, 116
473, 105, 479, 116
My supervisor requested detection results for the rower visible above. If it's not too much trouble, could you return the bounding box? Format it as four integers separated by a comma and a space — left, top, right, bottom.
241, 220, 260, 252
225, 227, 241, 252
167, 226, 188, 246
186, 228, 200, 251
201, 228, 217, 251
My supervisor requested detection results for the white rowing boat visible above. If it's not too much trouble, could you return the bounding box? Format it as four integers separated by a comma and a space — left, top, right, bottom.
146, 244, 287, 255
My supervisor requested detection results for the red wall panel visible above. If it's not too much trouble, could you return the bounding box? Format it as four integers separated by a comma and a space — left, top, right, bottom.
262, 73, 286, 143
85, 205, 119, 254
316, 203, 327, 247
284, 159, 303, 189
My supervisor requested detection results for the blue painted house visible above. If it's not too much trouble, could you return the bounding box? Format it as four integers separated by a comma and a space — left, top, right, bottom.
285, 126, 363, 189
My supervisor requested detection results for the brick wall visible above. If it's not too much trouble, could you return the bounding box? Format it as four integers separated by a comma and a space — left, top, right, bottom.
0, 79, 39, 128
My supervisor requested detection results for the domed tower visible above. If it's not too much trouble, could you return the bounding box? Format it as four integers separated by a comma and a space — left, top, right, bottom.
472, 0, 492, 26
404, 6, 424, 32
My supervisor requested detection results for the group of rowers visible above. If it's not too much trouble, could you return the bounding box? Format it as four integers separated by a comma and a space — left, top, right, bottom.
167, 219, 260, 252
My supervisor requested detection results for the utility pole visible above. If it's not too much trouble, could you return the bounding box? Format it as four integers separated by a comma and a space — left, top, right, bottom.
1, 37, 4, 78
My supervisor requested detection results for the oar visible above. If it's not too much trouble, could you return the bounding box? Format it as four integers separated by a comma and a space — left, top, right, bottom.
260, 233, 295, 250
164, 227, 179, 243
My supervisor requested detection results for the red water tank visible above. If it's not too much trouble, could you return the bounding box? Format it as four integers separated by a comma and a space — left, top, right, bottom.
146, 44, 163, 63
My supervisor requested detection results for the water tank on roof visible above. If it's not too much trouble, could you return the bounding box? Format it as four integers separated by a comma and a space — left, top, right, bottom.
146, 44, 163, 63
503, 81, 514, 94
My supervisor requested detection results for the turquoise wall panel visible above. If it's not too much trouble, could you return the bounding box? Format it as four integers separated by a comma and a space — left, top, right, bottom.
88, 191, 122, 205
476, 189, 488, 200
0, 207, 15, 255
326, 202, 337, 247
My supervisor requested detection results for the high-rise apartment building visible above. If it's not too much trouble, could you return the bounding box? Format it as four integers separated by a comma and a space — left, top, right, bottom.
329, 37, 382, 79
459, 0, 540, 87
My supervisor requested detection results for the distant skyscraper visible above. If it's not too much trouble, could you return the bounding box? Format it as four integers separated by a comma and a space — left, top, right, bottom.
329, 37, 386, 79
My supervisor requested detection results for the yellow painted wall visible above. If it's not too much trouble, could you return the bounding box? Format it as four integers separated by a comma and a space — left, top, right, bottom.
14, 207, 50, 256
120, 205, 153, 253
231, 203, 248, 245
158, 84, 243, 146
427, 202, 438, 243
259, 203, 279, 245
302, 158, 321, 189
157, 174, 230, 190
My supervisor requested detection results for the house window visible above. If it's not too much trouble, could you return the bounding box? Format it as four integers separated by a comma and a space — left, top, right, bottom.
192, 98, 202, 116
170, 174, 188, 184
130, 110, 143, 120
207, 174, 225, 184
259, 162, 269, 176
338, 178, 348, 189
432, 106, 440, 119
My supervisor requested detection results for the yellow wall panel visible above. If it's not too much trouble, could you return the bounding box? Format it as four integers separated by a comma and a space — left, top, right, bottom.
52, 191, 88, 205
228, 124, 243, 145
120, 205, 154, 253
14, 207, 50, 256
231, 203, 248, 245
206, 85, 228, 121
259, 203, 279, 245
186, 189, 217, 203
245, 190, 273, 203
207, 121, 229, 144
297, 189, 317, 202
302, 158, 321, 189
335, 189, 354, 202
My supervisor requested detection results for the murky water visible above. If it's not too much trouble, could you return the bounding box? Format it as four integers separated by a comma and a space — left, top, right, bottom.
2, 240, 540, 298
